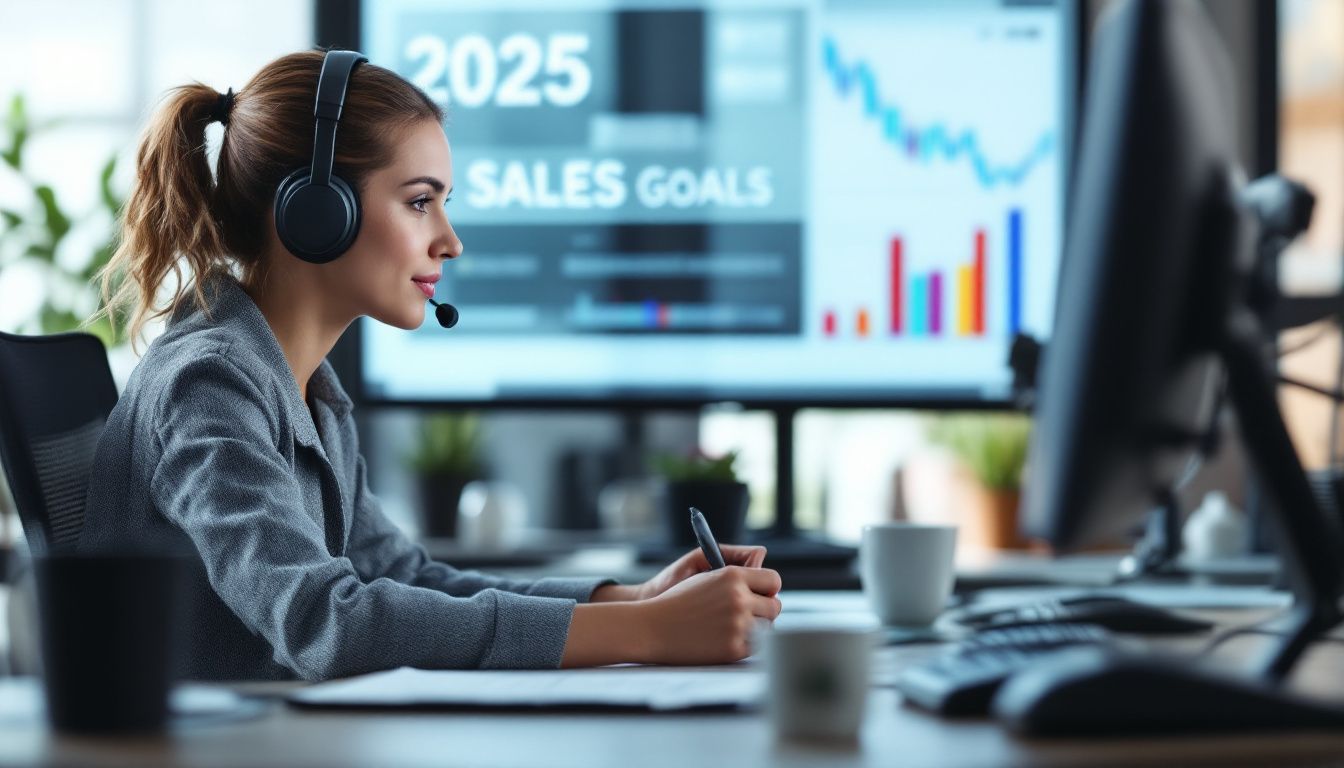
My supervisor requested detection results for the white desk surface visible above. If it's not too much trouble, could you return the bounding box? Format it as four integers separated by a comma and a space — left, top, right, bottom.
2, 588, 1343, 768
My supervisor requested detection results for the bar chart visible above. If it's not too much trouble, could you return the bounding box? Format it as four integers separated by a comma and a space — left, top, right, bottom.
822, 208, 1025, 341
812, 2, 1062, 372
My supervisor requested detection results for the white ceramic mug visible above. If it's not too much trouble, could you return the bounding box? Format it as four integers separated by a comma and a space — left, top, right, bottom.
764, 627, 876, 743
859, 523, 957, 626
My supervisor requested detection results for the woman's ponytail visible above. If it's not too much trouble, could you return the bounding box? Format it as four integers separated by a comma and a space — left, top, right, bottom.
94, 84, 230, 350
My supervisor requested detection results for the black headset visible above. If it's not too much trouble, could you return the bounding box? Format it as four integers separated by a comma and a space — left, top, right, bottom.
274, 49, 368, 264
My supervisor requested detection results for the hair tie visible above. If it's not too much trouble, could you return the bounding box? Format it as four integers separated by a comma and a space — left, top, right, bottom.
212, 87, 235, 126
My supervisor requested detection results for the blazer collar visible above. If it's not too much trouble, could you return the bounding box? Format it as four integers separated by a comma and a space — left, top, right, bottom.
170, 271, 355, 447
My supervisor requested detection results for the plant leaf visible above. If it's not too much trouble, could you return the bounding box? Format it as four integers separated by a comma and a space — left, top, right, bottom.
82, 240, 116, 281
39, 305, 83, 336
1, 94, 25, 169
99, 155, 123, 213
406, 412, 484, 475
5, 93, 23, 130
25, 242, 54, 262
33, 184, 71, 245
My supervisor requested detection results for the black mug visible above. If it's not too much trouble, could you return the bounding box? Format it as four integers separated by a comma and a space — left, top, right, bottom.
34, 552, 183, 734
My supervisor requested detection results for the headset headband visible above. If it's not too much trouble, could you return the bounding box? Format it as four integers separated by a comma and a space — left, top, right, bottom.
309, 50, 366, 187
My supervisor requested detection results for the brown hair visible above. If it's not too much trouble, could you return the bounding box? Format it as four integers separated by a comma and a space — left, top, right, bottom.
93, 49, 443, 348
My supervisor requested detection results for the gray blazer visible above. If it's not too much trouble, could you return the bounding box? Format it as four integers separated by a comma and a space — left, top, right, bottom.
81, 272, 613, 681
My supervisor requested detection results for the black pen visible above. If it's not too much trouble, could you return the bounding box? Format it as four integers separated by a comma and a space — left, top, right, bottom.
689, 507, 727, 569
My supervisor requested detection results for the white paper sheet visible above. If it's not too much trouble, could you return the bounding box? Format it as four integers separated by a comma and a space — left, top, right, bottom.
289, 666, 766, 711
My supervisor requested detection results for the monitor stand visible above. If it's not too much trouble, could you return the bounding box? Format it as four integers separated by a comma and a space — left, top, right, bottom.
1115, 491, 1282, 587
1115, 489, 1184, 582
995, 178, 1344, 736
747, 406, 857, 566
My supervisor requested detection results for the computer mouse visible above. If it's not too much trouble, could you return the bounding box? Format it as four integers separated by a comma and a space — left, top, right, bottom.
992, 647, 1344, 735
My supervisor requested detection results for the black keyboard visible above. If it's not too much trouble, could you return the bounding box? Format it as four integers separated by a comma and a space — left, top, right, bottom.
895, 623, 1113, 716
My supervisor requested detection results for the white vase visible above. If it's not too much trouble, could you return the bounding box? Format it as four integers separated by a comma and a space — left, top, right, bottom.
457, 481, 526, 549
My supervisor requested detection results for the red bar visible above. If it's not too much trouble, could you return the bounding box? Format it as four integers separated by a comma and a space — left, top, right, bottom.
890, 237, 903, 334
973, 228, 986, 335
824, 310, 837, 337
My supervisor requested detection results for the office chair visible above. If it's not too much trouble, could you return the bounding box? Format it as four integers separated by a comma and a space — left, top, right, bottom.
0, 330, 118, 556
0, 330, 118, 676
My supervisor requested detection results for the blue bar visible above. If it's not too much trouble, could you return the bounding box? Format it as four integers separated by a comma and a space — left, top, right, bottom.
1009, 208, 1023, 335
912, 275, 928, 336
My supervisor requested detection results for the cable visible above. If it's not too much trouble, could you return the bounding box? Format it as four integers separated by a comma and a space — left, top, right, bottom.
1279, 375, 1344, 402
1204, 622, 1344, 655
1277, 322, 1335, 357
1332, 327, 1344, 470
1171, 369, 1229, 494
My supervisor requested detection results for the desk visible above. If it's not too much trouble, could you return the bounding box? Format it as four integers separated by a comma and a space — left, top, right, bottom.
419, 538, 1282, 594
2, 590, 1343, 768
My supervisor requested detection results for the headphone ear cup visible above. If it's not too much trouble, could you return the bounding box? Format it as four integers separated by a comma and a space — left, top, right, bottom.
273, 169, 362, 264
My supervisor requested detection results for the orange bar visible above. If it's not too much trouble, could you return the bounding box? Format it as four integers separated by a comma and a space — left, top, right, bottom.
957, 266, 973, 336
856, 308, 870, 338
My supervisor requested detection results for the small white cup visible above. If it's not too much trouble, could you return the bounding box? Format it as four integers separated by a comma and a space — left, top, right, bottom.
860, 523, 957, 627
764, 627, 876, 743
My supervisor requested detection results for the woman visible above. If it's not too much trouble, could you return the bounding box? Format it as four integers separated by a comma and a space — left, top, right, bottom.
82, 49, 782, 681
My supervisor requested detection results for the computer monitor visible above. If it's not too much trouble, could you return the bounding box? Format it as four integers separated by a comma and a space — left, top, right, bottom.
1020, 0, 1238, 551
352, 0, 1078, 406
999, 0, 1344, 735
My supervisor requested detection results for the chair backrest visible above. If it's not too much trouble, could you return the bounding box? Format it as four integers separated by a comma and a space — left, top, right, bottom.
0, 331, 118, 555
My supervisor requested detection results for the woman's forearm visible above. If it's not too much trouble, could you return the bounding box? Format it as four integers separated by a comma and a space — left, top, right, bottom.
590, 583, 643, 602
560, 602, 652, 667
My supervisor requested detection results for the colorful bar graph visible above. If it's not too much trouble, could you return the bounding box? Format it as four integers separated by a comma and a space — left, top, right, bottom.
890, 237, 903, 334
847, 209, 1024, 342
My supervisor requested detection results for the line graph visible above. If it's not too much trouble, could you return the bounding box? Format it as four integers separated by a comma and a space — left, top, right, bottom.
821, 36, 1056, 188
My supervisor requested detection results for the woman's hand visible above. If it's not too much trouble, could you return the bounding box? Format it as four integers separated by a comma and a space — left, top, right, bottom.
562, 565, 783, 668
636, 544, 769, 601
564, 552, 782, 667
636, 565, 783, 665
589, 545, 769, 603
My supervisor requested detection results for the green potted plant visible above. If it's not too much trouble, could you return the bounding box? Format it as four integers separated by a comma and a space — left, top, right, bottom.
404, 412, 485, 539
0, 94, 130, 347
651, 449, 749, 548
926, 412, 1033, 550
